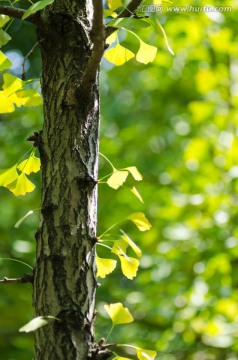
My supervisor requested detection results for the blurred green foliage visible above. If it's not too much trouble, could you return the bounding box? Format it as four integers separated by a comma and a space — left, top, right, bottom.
0, 0, 238, 359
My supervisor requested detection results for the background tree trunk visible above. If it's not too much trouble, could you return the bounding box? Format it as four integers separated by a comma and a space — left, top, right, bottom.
33, 1, 101, 358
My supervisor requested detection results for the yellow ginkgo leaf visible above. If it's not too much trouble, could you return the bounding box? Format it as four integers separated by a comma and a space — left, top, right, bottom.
136, 41, 157, 65
112, 357, 132, 360
0, 91, 14, 113
112, 239, 128, 255
17, 155, 41, 175
104, 44, 135, 66
96, 256, 117, 278
125, 166, 143, 181
130, 186, 144, 203
3, 73, 23, 96
8, 173, 35, 196
120, 230, 142, 258
0, 51, 12, 71
136, 348, 157, 360
13, 89, 42, 107
104, 10, 118, 19
127, 212, 152, 231
119, 255, 140, 280
104, 302, 134, 325
106, 30, 118, 45
108, 0, 123, 11
0, 165, 18, 187
107, 170, 129, 189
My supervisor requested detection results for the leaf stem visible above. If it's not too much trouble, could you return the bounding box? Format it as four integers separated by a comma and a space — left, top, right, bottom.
0, 257, 33, 270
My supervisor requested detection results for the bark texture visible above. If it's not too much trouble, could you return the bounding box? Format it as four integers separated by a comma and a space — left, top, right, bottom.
33, 1, 103, 359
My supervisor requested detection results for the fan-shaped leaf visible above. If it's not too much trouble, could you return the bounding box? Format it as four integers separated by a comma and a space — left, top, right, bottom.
8, 173, 35, 196
125, 166, 143, 181
0, 165, 18, 187
0, 51, 12, 70
136, 41, 157, 64
104, 303, 134, 325
107, 170, 129, 189
127, 213, 152, 231
17, 155, 41, 175
119, 255, 140, 279
104, 44, 134, 66
22, 0, 55, 20
96, 256, 117, 278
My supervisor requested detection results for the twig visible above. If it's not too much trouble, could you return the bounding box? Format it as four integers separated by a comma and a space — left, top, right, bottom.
81, 0, 105, 97
105, 0, 144, 38
0, 274, 33, 285
0, 5, 39, 24
22, 39, 45, 80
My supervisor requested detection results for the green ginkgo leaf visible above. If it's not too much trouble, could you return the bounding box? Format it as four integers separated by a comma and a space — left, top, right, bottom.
19, 316, 58, 333
96, 256, 117, 278
0, 14, 10, 27
8, 173, 35, 196
22, 0, 55, 20
119, 255, 140, 279
17, 155, 41, 175
0, 165, 18, 187
127, 213, 152, 231
0, 29, 11, 48
104, 303, 134, 325
104, 44, 135, 66
107, 170, 129, 189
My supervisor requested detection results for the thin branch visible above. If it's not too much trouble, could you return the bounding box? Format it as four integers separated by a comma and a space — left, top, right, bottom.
0, 5, 39, 24
81, 0, 105, 96
22, 38, 45, 80
0, 274, 33, 285
105, 0, 144, 38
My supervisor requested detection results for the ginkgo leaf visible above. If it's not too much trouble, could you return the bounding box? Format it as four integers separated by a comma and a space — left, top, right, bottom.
96, 256, 117, 278
0, 51, 12, 71
108, 0, 123, 11
17, 155, 41, 175
106, 30, 118, 45
0, 29, 11, 48
0, 14, 10, 27
104, 44, 135, 66
107, 170, 129, 189
22, 0, 55, 20
2, 73, 23, 96
130, 186, 144, 203
120, 230, 142, 258
0, 165, 18, 187
14, 89, 42, 107
136, 348, 157, 360
125, 166, 143, 181
14, 210, 34, 229
0, 91, 14, 113
112, 357, 132, 360
127, 213, 152, 231
119, 255, 140, 279
8, 173, 35, 196
104, 10, 118, 19
104, 303, 134, 325
19, 316, 57, 333
112, 239, 128, 255
136, 41, 157, 64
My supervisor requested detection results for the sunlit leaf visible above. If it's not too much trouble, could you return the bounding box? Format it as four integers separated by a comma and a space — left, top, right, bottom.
112, 238, 128, 255
119, 255, 140, 279
127, 213, 152, 231
136, 41, 157, 64
96, 255, 117, 278
104, 303, 134, 325
0, 165, 18, 187
106, 30, 118, 45
107, 0, 123, 11
0, 51, 11, 70
107, 170, 129, 189
19, 316, 57, 333
112, 357, 132, 360
136, 348, 157, 360
120, 230, 142, 258
0, 14, 10, 27
104, 10, 117, 19
130, 186, 144, 203
104, 44, 135, 66
14, 210, 34, 228
2, 73, 23, 96
8, 173, 35, 196
125, 166, 143, 181
14, 89, 42, 107
17, 155, 41, 175
22, 0, 55, 20
0, 29, 11, 48
0, 91, 14, 113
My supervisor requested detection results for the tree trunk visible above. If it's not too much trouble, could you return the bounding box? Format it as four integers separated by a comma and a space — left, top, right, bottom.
33, 1, 102, 359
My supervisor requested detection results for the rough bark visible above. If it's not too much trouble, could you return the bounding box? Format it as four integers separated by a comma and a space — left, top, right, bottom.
33, 1, 104, 359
